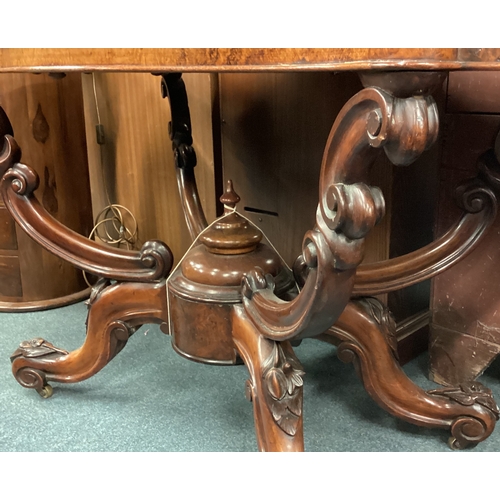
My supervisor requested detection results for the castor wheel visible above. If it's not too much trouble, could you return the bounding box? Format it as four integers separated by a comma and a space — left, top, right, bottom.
448, 436, 477, 451
36, 384, 54, 399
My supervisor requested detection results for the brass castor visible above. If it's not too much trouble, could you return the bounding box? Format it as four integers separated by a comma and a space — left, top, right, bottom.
36, 384, 54, 399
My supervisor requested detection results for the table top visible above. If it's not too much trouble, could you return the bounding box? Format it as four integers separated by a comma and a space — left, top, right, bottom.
1, 48, 500, 73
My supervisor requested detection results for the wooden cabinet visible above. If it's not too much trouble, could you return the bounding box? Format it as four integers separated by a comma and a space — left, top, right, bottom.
0, 73, 93, 310
429, 71, 500, 384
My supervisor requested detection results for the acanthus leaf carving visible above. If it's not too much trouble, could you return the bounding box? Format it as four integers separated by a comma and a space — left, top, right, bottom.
428, 381, 500, 419
10, 338, 69, 362
261, 342, 304, 436
355, 297, 399, 360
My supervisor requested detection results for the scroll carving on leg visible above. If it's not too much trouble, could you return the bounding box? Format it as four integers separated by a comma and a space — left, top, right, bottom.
10, 280, 169, 397
239, 71, 500, 449
242, 75, 440, 342
2, 106, 173, 398
327, 298, 499, 449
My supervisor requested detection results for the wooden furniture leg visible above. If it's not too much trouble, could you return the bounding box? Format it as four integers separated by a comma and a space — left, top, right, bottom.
1, 112, 173, 397
320, 297, 499, 449
240, 71, 500, 448
11, 280, 168, 397
232, 305, 304, 452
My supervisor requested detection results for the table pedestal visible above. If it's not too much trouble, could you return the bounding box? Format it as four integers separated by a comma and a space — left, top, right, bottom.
2, 70, 499, 450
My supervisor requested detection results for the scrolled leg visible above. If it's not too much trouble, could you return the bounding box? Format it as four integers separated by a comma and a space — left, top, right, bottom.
241, 72, 442, 343
232, 305, 304, 452
10, 280, 168, 397
324, 298, 499, 449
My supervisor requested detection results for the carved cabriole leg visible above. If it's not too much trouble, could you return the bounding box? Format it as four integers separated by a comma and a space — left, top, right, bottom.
231, 306, 304, 452
320, 298, 499, 450
241, 72, 441, 342
1, 110, 173, 397
10, 280, 168, 397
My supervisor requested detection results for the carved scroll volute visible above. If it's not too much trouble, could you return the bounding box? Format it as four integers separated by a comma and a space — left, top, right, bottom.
0, 135, 22, 179
1, 130, 173, 282
243, 80, 440, 343
0, 131, 39, 201
319, 85, 439, 263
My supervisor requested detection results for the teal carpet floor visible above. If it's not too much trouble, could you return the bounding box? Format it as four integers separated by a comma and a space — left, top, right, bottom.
1, 300, 499, 452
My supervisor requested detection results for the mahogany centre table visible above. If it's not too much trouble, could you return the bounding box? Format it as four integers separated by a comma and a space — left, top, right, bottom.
1, 48, 500, 451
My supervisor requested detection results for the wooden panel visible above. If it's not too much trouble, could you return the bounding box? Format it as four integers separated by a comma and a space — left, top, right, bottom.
432, 116, 500, 333
447, 71, 500, 113
387, 83, 445, 321
81, 72, 217, 265
458, 48, 500, 63
0, 48, 459, 73
430, 113, 500, 383
387, 146, 440, 322
0, 72, 92, 302
441, 114, 500, 174
219, 72, 393, 267
0, 254, 22, 297
429, 324, 500, 385
0, 207, 17, 250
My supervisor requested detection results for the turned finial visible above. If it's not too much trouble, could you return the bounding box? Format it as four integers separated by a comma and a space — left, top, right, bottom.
220, 179, 241, 214
199, 179, 262, 255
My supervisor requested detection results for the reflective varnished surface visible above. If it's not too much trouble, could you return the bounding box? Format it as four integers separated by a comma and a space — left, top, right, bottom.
2, 48, 500, 73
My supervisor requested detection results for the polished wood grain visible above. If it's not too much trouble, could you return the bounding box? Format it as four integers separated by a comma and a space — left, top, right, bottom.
0, 135, 173, 281
322, 298, 499, 450
232, 305, 304, 451
167, 181, 296, 366
0, 72, 93, 305
5, 49, 500, 451
219, 72, 393, 267
241, 73, 440, 342
10, 280, 168, 397
0, 48, 462, 73
81, 72, 216, 263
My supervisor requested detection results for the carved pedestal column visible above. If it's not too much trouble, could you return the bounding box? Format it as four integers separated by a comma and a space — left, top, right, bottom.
241, 71, 499, 448
3, 70, 500, 451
